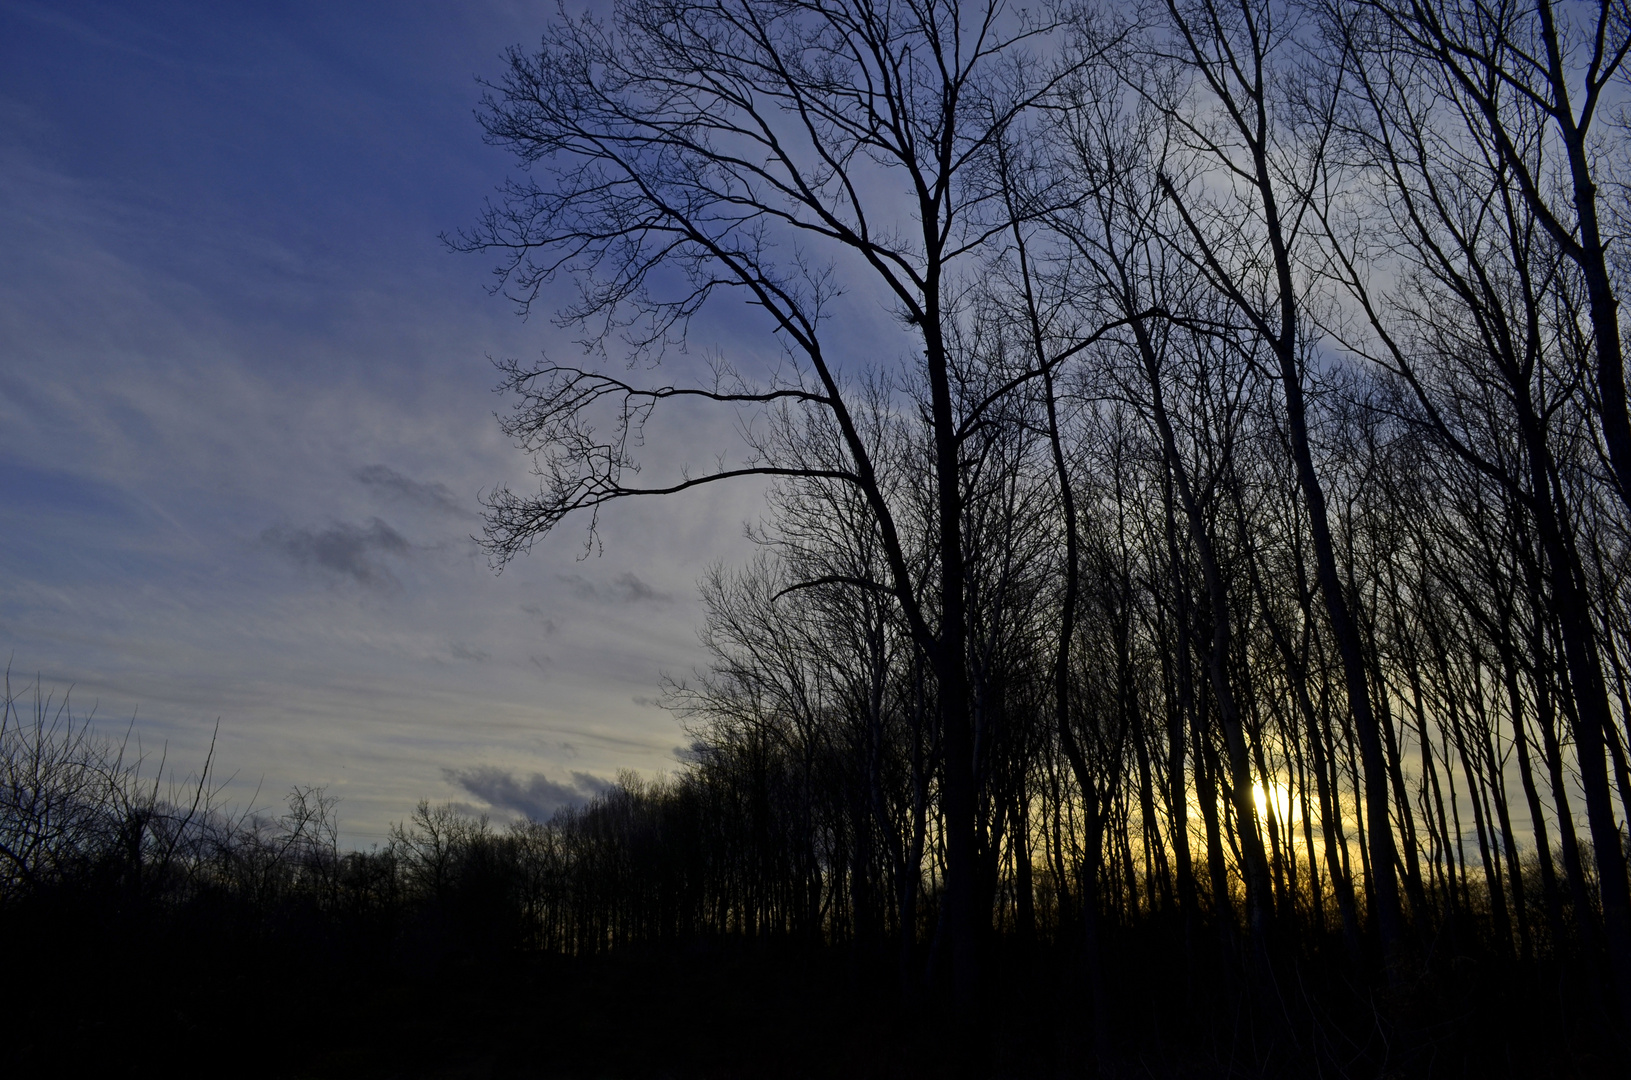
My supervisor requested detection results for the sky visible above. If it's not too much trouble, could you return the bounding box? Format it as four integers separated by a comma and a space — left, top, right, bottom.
0, 0, 770, 844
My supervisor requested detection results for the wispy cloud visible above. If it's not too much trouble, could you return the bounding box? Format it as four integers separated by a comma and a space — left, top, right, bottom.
557, 571, 672, 605
449, 642, 488, 662
444, 765, 612, 821
519, 604, 557, 634
262, 517, 410, 588
356, 464, 471, 518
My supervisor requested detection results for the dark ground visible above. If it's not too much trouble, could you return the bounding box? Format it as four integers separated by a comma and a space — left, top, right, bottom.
5, 891, 1623, 1079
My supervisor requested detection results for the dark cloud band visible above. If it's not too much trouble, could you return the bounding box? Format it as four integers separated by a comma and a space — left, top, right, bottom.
355, 464, 470, 518
262, 517, 410, 588
443, 765, 611, 821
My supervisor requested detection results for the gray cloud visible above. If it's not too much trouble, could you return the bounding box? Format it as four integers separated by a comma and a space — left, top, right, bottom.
450, 642, 488, 662
444, 765, 612, 821
675, 741, 712, 764
355, 464, 470, 518
262, 517, 410, 588
519, 604, 558, 634
557, 571, 672, 605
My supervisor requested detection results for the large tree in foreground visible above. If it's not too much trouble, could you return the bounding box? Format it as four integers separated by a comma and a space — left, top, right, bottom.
454, 0, 1078, 1007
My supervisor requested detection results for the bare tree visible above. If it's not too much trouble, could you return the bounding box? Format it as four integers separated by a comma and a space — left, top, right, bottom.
452, 0, 1096, 1007
1316, 0, 1631, 1018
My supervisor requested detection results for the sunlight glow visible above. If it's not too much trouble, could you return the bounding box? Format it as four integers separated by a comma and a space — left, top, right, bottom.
1252, 781, 1296, 826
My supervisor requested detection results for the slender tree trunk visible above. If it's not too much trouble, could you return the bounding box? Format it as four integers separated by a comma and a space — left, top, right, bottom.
1511, 383, 1631, 1022
1131, 315, 1275, 960
1509, 671, 1566, 950
920, 303, 981, 1012
1163, 473, 1202, 967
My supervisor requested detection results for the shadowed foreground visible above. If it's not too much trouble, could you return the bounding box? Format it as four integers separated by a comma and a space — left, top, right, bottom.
1, 689, 1619, 1079
9, 893, 1622, 1079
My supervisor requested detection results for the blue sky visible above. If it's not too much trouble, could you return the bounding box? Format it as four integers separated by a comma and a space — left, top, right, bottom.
0, 0, 766, 842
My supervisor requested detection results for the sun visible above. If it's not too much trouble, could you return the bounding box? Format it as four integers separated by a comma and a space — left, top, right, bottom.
1252, 781, 1295, 825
